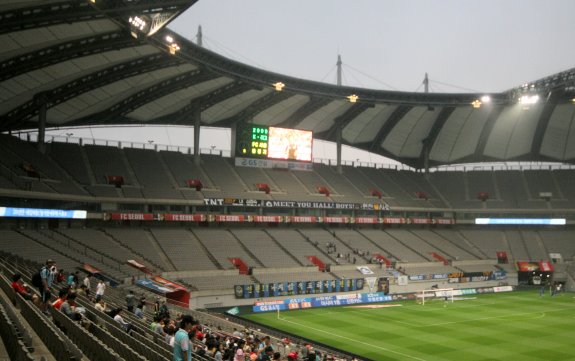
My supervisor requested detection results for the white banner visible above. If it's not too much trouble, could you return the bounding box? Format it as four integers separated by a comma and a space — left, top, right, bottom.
357, 266, 374, 275
365, 277, 378, 292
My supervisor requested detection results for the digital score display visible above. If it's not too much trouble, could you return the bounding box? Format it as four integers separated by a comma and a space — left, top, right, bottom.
249, 126, 268, 158
236, 124, 312, 162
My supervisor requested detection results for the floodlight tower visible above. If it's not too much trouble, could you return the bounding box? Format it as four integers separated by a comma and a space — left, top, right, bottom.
336, 55, 343, 173
336, 55, 343, 86
196, 25, 203, 47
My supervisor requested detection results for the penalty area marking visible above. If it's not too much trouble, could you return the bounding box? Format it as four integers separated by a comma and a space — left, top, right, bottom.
278, 316, 427, 361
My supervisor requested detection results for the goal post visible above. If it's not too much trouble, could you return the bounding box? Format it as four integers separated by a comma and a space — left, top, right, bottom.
417, 288, 455, 305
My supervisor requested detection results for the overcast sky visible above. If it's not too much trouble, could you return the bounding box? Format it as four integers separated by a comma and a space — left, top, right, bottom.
169, 0, 575, 93
45, 1, 575, 165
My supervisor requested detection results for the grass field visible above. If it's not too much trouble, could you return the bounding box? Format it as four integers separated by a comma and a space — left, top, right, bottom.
242, 290, 575, 361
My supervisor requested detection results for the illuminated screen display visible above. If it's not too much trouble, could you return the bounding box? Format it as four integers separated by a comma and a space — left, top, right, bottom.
267, 127, 313, 162
0, 207, 87, 219
475, 218, 566, 225
236, 124, 313, 162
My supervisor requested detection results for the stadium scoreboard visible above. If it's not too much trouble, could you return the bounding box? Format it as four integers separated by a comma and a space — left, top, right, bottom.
244, 125, 269, 158
234, 123, 312, 162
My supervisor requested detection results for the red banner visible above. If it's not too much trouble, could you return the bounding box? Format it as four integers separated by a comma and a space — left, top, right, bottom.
108, 213, 155, 221
354, 217, 379, 224
435, 218, 454, 225
539, 261, 554, 272
323, 216, 350, 224
410, 218, 433, 224
214, 215, 245, 222
286, 216, 317, 223
251, 215, 283, 223
163, 214, 206, 222
383, 217, 406, 224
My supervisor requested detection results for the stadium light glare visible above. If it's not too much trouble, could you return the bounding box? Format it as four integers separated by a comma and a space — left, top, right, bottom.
273, 82, 285, 91
165, 35, 174, 43
471, 100, 482, 108
481, 95, 491, 103
168, 43, 180, 55
572, 97, 575, 104
519, 94, 539, 105
347, 94, 359, 103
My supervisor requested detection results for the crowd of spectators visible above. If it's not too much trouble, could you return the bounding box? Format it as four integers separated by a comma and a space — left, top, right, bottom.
8, 258, 357, 361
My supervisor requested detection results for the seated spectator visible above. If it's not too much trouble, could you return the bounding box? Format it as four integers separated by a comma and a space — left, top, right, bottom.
94, 298, 108, 313
154, 316, 167, 336
77, 284, 88, 297
56, 269, 65, 284
134, 302, 145, 318
113, 308, 132, 333
60, 293, 83, 321
11, 274, 32, 300
52, 288, 69, 310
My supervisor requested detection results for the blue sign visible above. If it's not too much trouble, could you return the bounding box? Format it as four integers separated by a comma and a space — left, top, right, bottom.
0, 207, 86, 219
253, 292, 392, 312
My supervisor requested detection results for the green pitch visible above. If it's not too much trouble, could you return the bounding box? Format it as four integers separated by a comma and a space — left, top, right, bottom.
242, 291, 575, 361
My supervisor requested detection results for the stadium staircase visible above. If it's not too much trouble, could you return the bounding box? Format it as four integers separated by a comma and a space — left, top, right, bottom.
187, 229, 225, 270
262, 229, 305, 266
50, 229, 128, 275
356, 229, 398, 261
145, 228, 178, 271
100, 228, 165, 273
453, 229, 489, 259
227, 230, 265, 268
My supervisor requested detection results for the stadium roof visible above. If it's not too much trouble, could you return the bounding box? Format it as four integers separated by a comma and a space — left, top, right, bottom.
1, 0, 575, 168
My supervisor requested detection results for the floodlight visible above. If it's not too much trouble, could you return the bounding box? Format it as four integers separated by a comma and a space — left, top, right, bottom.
165, 35, 174, 43
572, 98, 575, 104
168, 43, 180, 55
471, 100, 481, 108
519, 94, 539, 105
481, 95, 491, 103
347, 94, 359, 103
273, 82, 285, 91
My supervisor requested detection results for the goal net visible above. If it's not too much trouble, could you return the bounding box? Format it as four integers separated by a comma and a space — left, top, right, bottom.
416, 288, 455, 305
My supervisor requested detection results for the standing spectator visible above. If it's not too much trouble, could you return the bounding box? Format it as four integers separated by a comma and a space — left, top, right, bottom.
153, 297, 161, 315
158, 299, 170, 319
126, 290, 136, 312
95, 279, 106, 301
174, 315, 194, 361
83, 274, 91, 291
66, 271, 75, 288
73, 271, 80, 288
39, 259, 56, 313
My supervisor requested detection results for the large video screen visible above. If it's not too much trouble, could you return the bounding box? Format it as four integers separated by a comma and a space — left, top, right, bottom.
267, 127, 312, 162
236, 124, 313, 162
